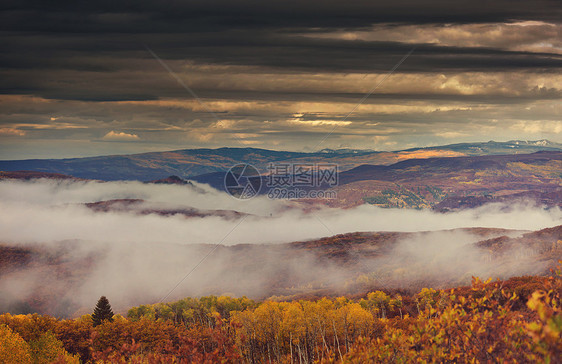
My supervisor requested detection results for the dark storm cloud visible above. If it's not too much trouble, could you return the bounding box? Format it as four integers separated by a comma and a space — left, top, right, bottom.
1, 33, 561, 102
1, 0, 561, 32
0, 0, 560, 102
139, 36, 562, 73
3, 31, 562, 69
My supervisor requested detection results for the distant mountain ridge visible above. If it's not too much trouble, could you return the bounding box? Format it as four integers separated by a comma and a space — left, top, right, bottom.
3, 149, 562, 211
190, 150, 562, 208
401, 139, 562, 155
0, 140, 561, 181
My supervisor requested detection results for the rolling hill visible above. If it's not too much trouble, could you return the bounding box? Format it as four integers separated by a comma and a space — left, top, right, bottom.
1, 140, 561, 181
188, 150, 562, 209
328, 151, 562, 208
3, 149, 562, 210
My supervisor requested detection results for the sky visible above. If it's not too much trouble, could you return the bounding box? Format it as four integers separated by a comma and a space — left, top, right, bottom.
0, 0, 561, 159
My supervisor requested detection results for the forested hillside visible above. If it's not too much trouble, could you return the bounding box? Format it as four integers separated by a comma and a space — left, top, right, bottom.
1, 268, 561, 363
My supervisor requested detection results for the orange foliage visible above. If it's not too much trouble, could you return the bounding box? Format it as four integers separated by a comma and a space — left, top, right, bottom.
0, 324, 32, 363
0, 266, 560, 363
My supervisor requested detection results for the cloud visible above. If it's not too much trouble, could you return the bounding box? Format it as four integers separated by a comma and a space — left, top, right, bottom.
303, 21, 562, 55
2, 1, 561, 33
0, 1, 561, 157
511, 120, 562, 134
435, 131, 467, 138
102, 130, 140, 141
0, 127, 25, 136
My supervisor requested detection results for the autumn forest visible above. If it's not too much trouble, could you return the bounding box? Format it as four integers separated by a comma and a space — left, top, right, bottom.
1, 267, 561, 363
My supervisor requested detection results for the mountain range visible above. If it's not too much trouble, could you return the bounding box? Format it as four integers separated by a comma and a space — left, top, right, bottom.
1, 140, 561, 181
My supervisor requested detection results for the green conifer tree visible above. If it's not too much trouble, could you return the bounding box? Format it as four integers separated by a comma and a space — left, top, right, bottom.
91, 296, 114, 327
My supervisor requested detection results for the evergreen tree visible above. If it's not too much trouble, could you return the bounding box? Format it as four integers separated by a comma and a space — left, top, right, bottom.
91, 296, 114, 327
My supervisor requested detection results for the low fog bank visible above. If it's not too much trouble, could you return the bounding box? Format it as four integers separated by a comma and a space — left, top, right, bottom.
1, 179, 561, 245
0, 229, 553, 317
0, 179, 560, 316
